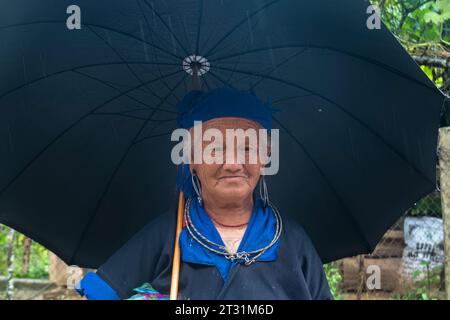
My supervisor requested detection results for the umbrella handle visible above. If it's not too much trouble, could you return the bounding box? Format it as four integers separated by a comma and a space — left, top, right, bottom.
170, 63, 199, 299
169, 191, 185, 300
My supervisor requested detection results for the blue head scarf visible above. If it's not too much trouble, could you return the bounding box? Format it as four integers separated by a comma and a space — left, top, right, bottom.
175, 86, 276, 197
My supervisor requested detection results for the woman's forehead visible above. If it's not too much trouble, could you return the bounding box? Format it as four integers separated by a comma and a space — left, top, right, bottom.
195, 117, 262, 131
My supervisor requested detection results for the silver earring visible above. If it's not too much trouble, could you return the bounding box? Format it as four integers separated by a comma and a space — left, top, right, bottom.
259, 175, 269, 207
191, 172, 203, 206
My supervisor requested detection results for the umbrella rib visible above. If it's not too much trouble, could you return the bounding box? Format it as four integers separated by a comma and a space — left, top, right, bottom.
120, 107, 157, 114
211, 48, 303, 94
136, 0, 182, 103
209, 45, 441, 95
196, 6, 227, 56
272, 94, 315, 104
70, 69, 177, 113
132, 131, 174, 145
208, 7, 265, 62
224, 52, 243, 85
141, 0, 190, 56
204, 0, 283, 58
0, 69, 183, 200
133, 110, 179, 146
69, 74, 187, 264
248, 49, 308, 89
212, 64, 437, 187
195, 0, 204, 55
89, 22, 183, 60
129, 108, 178, 148
74, 76, 162, 97
90, 113, 148, 121
86, 25, 164, 100
91, 113, 176, 122
0, 61, 179, 104
202, 74, 212, 91
207, 70, 237, 90
217, 48, 307, 87
273, 117, 373, 251
221, 16, 262, 86
134, 0, 184, 53
0, 20, 183, 61
148, 29, 182, 105
131, 76, 188, 146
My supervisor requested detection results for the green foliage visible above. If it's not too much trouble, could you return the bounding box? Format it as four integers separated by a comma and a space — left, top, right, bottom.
408, 192, 442, 216
0, 228, 48, 279
371, 0, 450, 98
391, 261, 445, 300
371, 0, 450, 46
324, 262, 343, 300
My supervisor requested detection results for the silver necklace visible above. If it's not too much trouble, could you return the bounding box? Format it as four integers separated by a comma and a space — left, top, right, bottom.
184, 197, 283, 266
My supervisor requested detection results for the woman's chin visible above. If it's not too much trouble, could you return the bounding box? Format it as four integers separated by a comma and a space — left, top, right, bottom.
213, 186, 252, 202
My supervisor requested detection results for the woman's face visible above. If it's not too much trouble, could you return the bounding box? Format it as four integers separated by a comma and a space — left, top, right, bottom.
190, 117, 264, 205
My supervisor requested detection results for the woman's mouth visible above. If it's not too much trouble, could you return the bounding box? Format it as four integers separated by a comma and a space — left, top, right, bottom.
219, 176, 247, 182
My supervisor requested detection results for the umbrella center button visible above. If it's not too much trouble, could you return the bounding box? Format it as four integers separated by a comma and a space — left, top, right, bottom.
183, 55, 210, 76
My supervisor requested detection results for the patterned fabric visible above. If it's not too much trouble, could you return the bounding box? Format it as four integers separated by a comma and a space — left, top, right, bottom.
127, 283, 169, 300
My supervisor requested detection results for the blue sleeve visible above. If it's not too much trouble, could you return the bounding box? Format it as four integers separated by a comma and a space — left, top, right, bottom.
75, 272, 120, 300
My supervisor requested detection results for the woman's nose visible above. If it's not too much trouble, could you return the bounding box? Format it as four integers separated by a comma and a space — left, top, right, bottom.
222, 152, 245, 172
222, 161, 243, 172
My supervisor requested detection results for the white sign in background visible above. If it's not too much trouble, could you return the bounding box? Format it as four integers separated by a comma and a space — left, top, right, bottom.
402, 217, 445, 280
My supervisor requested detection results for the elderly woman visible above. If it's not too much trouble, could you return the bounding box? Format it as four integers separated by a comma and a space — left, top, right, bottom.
76, 87, 332, 300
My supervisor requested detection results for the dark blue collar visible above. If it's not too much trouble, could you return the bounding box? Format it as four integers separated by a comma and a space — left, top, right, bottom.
179, 198, 280, 282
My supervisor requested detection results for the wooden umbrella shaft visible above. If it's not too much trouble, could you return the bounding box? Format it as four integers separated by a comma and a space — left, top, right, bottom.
170, 191, 185, 300
170, 62, 199, 300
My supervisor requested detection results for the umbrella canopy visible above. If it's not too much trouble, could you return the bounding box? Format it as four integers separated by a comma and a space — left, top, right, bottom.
0, 0, 446, 268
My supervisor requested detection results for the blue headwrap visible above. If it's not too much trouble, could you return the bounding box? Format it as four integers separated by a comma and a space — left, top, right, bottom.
175, 86, 276, 197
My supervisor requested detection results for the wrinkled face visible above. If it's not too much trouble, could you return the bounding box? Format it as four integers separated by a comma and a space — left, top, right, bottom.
190, 117, 265, 205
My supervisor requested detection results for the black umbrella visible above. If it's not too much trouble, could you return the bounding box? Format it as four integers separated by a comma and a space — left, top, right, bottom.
0, 0, 446, 269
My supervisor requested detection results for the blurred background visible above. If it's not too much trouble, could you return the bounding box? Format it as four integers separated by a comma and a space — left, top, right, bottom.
1, 0, 449, 300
